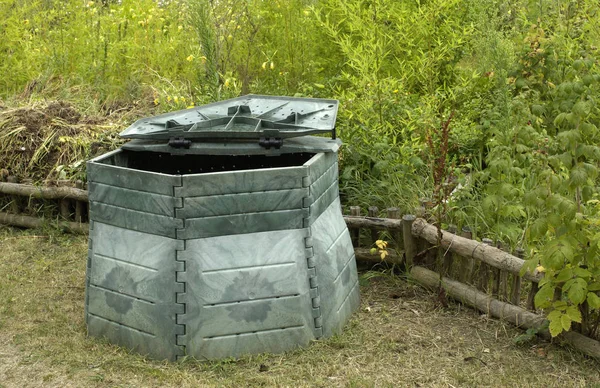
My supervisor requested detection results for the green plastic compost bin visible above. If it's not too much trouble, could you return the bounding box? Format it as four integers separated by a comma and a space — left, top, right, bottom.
84, 95, 360, 360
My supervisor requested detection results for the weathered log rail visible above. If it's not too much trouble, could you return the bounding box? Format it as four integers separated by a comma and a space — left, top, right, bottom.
2, 182, 600, 358
0, 181, 88, 202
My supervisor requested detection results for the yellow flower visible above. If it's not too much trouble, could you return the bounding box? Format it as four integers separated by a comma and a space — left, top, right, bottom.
186, 55, 194, 61
174, 96, 179, 103
167, 96, 172, 102
23, 19, 29, 25
536, 265, 545, 273
270, 61, 275, 70
153, 98, 159, 105
186, 105, 195, 109
261, 61, 268, 70
393, 89, 399, 93
224, 79, 231, 88
178, 25, 183, 31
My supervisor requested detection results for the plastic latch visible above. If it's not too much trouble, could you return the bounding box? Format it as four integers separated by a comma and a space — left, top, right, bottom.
259, 137, 283, 149
168, 137, 191, 149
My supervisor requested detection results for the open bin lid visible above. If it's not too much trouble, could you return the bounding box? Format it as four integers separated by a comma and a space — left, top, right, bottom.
120, 95, 338, 149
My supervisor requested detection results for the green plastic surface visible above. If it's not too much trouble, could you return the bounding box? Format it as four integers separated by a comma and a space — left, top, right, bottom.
85, 101, 358, 361
120, 95, 338, 141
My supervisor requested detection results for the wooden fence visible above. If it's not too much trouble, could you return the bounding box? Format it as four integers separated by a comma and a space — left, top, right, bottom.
1, 182, 600, 359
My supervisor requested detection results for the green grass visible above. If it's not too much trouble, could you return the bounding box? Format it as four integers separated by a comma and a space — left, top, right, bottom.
1, 225, 599, 387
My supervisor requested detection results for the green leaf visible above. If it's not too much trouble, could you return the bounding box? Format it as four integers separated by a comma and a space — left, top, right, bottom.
553, 112, 568, 127
563, 278, 576, 292
570, 166, 588, 187
555, 267, 573, 283
531, 104, 545, 116
548, 316, 564, 337
567, 278, 587, 305
561, 313, 572, 332
588, 282, 600, 292
535, 284, 555, 309
529, 218, 548, 239
541, 239, 574, 270
547, 310, 562, 321
553, 300, 568, 310
573, 101, 590, 117
520, 258, 538, 277
573, 267, 592, 279
587, 292, 600, 309
566, 306, 582, 323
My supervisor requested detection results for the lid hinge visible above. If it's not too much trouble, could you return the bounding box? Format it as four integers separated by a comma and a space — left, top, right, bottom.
259, 137, 283, 149
168, 137, 191, 149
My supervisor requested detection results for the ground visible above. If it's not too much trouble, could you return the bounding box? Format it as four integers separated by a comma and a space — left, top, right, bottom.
0, 226, 599, 388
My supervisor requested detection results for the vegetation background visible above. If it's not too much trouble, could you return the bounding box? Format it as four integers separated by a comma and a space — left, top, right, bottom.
2, 0, 600, 339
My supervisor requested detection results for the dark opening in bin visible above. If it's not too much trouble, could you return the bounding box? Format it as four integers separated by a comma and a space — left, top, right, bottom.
98, 150, 315, 175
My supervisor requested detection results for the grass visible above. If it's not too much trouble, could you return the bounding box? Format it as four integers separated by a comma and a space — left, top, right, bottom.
1, 225, 599, 388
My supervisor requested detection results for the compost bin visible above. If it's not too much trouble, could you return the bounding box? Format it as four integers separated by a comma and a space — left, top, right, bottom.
84, 95, 360, 360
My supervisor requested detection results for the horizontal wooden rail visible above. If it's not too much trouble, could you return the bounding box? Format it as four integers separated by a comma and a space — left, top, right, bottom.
355, 247, 402, 264
343, 215, 403, 230
0, 182, 88, 202
411, 218, 541, 283
0, 211, 88, 234
411, 265, 600, 360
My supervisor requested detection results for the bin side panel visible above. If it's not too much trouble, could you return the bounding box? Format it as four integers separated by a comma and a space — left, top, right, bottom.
307, 180, 339, 227
89, 182, 180, 217
180, 229, 315, 359
305, 152, 337, 185
86, 222, 182, 361
87, 160, 181, 196
177, 188, 307, 218
307, 158, 338, 204
304, 152, 339, 225
310, 197, 360, 338
90, 202, 182, 238
176, 167, 306, 197
178, 209, 306, 239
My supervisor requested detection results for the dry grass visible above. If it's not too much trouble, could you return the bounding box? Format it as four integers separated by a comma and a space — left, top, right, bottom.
1, 226, 599, 388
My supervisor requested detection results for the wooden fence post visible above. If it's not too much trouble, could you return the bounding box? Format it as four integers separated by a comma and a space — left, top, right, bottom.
478, 238, 493, 293
442, 224, 457, 277
75, 180, 84, 223
527, 282, 539, 311
60, 199, 71, 220
496, 241, 507, 301
386, 207, 401, 249
459, 226, 474, 284
367, 206, 379, 245
511, 247, 524, 305
350, 206, 361, 247
403, 214, 416, 270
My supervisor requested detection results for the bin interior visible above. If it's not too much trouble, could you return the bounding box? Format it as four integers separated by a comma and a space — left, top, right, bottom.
98, 149, 316, 175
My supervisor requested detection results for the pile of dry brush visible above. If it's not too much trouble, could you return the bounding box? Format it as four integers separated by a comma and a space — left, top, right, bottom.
0, 101, 127, 184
